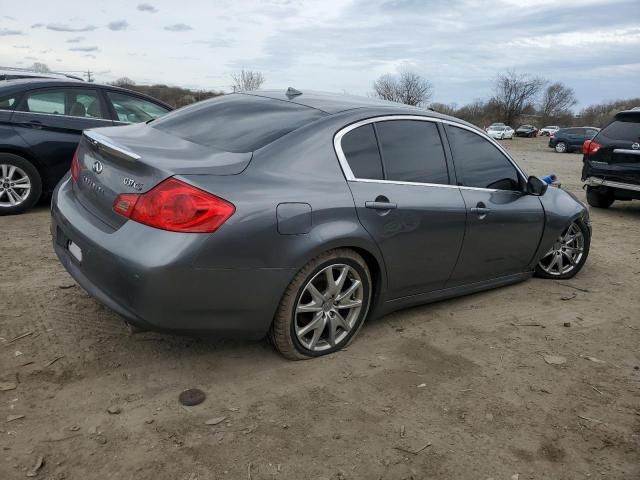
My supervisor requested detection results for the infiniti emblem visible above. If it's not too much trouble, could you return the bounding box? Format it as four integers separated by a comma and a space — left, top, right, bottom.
632, 142, 640, 150
92, 160, 103, 174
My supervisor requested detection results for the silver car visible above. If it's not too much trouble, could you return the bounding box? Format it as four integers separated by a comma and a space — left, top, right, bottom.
486, 125, 514, 140
51, 90, 591, 359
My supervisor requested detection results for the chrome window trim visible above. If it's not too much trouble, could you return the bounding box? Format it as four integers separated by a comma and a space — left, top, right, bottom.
333, 115, 527, 193
11, 110, 113, 123
84, 130, 142, 161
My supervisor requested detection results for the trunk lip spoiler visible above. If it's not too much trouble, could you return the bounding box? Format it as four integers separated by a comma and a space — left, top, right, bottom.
84, 130, 142, 161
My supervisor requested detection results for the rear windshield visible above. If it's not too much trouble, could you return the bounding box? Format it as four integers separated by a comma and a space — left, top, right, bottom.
151, 94, 327, 153
601, 119, 640, 141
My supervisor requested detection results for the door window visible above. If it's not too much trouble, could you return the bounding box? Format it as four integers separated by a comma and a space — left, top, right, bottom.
341, 124, 384, 180
0, 94, 17, 111
22, 89, 105, 119
106, 91, 170, 123
447, 126, 521, 191
376, 120, 449, 184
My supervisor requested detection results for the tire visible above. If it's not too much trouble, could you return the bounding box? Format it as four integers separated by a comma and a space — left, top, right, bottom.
554, 142, 567, 153
0, 153, 42, 215
270, 249, 372, 360
534, 219, 590, 279
586, 186, 614, 208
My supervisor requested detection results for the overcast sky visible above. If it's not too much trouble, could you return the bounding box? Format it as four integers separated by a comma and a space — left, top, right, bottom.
1, 0, 638, 107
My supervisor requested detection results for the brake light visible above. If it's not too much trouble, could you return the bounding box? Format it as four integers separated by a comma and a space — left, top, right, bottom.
112, 177, 235, 233
583, 139, 601, 155
71, 148, 80, 182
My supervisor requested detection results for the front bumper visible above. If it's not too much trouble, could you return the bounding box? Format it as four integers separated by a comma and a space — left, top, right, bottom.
51, 177, 294, 338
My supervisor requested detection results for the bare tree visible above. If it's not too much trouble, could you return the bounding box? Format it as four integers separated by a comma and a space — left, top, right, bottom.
539, 82, 577, 123
110, 77, 136, 87
30, 62, 50, 73
372, 70, 433, 107
231, 68, 265, 92
492, 70, 546, 126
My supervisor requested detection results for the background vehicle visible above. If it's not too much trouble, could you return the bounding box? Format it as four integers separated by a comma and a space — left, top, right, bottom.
486, 122, 505, 131
0, 79, 172, 214
539, 125, 560, 136
548, 126, 599, 153
486, 125, 514, 140
0, 66, 84, 81
515, 125, 538, 137
51, 90, 591, 360
582, 109, 640, 208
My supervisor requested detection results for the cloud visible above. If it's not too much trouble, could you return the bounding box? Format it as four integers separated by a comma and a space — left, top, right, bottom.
31, 23, 44, 29
69, 46, 100, 52
4, 15, 16, 20
66, 36, 84, 43
164, 23, 192, 32
47, 23, 97, 32
0, 28, 23, 36
13, 45, 30, 49
107, 20, 129, 31
137, 3, 158, 13
195, 38, 234, 48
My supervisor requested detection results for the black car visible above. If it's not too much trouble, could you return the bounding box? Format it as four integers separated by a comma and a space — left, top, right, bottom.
548, 126, 599, 153
0, 79, 172, 214
582, 109, 640, 208
515, 125, 538, 137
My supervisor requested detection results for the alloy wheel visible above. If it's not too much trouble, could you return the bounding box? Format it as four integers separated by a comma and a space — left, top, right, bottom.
294, 263, 364, 352
537, 222, 585, 276
0, 164, 31, 208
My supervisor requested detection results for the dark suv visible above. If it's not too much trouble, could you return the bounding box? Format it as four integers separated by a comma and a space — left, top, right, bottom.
548, 127, 599, 153
0, 79, 172, 214
582, 109, 640, 208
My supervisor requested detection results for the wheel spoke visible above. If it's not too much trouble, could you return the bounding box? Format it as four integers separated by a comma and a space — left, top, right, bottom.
7, 189, 18, 205
326, 317, 337, 347
7, 166, 16, 179
337, 298, 362, 309
296, 302, 322, 314
306, 282, 325, 304
557, 253, 564, 272
336, 279, 361, 302
0, 164, 7, 177
296, 312, 324, 337
334, 266, 349, 294
564, 252, 576, 266
307, 316, 327, 349
332, 310, 350, 331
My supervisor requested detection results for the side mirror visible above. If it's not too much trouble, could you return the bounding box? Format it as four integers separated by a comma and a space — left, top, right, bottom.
527, 176, 548, 196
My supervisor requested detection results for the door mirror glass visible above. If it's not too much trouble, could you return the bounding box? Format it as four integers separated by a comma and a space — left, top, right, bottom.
527, 176, 548, 196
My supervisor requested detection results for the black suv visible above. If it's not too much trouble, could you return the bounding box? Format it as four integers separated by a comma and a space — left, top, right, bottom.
0, 79, 172, 214
582, 109, 640, 208
549, 126, 599, 153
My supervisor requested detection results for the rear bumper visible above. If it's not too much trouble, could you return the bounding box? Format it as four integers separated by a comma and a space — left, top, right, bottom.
584, 176, 640, 194
51, 177, 294, 339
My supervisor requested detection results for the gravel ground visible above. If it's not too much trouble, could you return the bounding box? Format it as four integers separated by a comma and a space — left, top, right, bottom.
1, 136, 639, 480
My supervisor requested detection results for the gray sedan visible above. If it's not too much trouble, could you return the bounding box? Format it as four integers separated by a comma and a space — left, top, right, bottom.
51, 90, 591, 359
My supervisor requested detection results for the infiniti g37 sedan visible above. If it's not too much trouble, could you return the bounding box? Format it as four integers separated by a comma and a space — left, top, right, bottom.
51, 90, 591, 360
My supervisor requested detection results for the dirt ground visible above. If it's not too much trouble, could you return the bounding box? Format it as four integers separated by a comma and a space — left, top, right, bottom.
1, 137, 639, 480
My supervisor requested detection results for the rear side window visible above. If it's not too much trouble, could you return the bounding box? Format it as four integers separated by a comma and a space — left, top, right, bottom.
0, 94, 17, 111
447, 125, 520, 191
341, 124, 383, 180
152, 94, 327, 153
21, 88, 105, 119
106, 91, 169, 123
376, 120, 449, 184
600, 120, 640, 141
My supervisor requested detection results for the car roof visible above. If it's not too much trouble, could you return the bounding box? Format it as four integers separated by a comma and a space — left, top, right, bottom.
614, 110, 640, 121
0, 78, 173, 109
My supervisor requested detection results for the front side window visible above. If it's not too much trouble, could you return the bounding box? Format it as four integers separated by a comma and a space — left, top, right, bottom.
447, 126, 521, 191
107, 91, 169, 123
376, 120, 449, 184
22, 88, 105, 119
341, 124, 383, 180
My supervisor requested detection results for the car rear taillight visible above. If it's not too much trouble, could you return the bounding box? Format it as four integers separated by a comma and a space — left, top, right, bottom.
583, 139, 601, 155
112, 177, 235, 233
70, 148, 80, 182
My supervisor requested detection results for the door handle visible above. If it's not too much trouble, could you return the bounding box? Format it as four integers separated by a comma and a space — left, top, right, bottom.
470, 202, 491, 218
21, 120, 43, 129
366, 201, 397, 210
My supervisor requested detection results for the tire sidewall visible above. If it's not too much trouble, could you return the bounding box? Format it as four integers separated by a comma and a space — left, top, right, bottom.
0, 154, 42, 215
288, 255, 371, 358
555, 142, 566, 153
535, 219, 591, 279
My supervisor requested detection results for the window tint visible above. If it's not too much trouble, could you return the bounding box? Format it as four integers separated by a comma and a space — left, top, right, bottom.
107, 91, 169, 123
0, 95, 17, 111
585, 128, 599, 138
376, 120, 448, 184
341, 124, 383, 180
22, 88, 105, 118
152, 94, 327, 153
601, 120, 640, 141
447, 126, 520, 191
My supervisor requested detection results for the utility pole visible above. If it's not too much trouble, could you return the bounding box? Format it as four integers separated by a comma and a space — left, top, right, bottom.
85, 69, 94, 82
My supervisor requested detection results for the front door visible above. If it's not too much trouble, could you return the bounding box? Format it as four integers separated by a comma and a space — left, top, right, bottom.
444, 124, 544, 285
336, 118, 467, 299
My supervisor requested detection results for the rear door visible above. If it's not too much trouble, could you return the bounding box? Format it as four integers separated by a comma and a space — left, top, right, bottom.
566, 128, 586, 149
444, 124, 544, 285
337, 117, 467, 298
12, 87, 113, 188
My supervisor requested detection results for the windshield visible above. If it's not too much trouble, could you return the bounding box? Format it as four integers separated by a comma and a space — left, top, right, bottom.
490, 126, 505, 131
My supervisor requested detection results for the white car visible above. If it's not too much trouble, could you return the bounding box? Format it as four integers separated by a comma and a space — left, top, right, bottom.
540, 125, 560, 136
486, 125, 514, 140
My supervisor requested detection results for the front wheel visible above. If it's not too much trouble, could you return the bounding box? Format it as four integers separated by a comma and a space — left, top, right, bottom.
554, 142, 567, 153
535, 220, 590, 279
270, 249, 372, 360
0, 154, 42, 215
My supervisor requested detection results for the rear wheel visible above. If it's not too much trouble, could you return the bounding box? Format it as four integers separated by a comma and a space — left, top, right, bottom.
0, 154, 42, 215
535, 220, 590, 279
270, 249, 372, 360
586, 186, 614, 208
554, 142, 567, 153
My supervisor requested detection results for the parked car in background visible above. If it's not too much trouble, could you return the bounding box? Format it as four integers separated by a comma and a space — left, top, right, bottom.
582, 109, 640, 208
486, 122, 505, 131
539, 125, 560, 136
51, 89, 591, 360
486, 125, 514, 140
0, 66, 84, 81
548, 126, 599, 153
0, 79, 173, 214
516, 125, 538, 137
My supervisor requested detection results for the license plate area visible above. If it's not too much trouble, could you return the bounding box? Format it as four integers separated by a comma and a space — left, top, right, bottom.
67, 240, 83, 263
